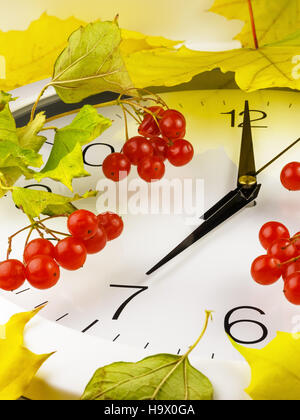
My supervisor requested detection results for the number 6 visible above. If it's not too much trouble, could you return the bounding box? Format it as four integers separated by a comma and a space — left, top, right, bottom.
224, 306, 268, 345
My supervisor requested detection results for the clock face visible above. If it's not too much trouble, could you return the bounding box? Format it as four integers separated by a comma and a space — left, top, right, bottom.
1, 86, 300, 363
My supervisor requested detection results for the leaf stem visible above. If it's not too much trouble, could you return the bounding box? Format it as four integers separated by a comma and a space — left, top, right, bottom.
185, 311, 213, 357
247, 0, 259, 49
30, 83, 51, 123
150, 310, 213, 400
120, 103, 129, 141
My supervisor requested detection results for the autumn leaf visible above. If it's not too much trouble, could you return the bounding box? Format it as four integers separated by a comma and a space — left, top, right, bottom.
50, 16, 300, 98
0, 99, 47, 197
17, 112, 47, 152
33, 105, 111, 190
0, 13, 85, 91
0, 13, 183, 93
82, 311, 213, 401
124, 33, 300, 92
0, 91, 18, 144
0, 307, 53, 400
12, 187, 97, 218
231, 333, 300, 400
120, 28, 182, 55
210, 0, 300, 48
0, 140, 43, 175
52, 20, 134, 103
0, 91, 14, 111
3, 11, 300, 98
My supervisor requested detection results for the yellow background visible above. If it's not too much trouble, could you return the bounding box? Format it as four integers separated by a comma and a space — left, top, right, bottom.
0, 0, 241, 47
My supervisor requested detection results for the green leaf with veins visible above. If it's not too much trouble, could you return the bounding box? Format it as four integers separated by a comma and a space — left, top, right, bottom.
17, 112, 47, 152
0, 112, 47, 198
0, 93, 18, 144
0, 141, 42, 174
33, 105, 112, 191
82, 312, 213, 401
52, 20, 134, 103
12, 188, 97, 218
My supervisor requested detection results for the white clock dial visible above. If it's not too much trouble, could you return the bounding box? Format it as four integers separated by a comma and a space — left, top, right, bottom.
1, 85, 300, 367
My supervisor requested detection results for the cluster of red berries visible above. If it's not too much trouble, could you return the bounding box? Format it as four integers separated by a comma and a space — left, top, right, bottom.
281, 162, 300, 191
102, 107, 194, 183
251, 221, 300, 305
0, 210, 123, 292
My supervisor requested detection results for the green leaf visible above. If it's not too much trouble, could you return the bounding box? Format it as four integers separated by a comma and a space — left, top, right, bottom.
52, 20, 134, 103
12, 187, 97, 218
0, 91, 15, 111
124, 32, 300, 92
210, 0, 300, 48
0, 110, 47, 198
82, 354, 213, 401
33, 105, 112, 191
0, 93, 18, 144
0, 141, 43, 174
17, 112, 47, 152
82, 312, 213, 401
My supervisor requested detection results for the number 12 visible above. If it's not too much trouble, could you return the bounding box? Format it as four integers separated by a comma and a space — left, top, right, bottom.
221, 109, 268, 128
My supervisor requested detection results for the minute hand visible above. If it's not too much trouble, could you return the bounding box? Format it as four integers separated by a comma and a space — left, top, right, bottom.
146, 184, 261, 275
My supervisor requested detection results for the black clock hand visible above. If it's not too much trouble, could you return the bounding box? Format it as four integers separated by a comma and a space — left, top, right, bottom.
147, 101, 260, 275
202, 100, 256, 222
147, 184, 261, 275
238, 101, 257, 186
147, 101, 300, 276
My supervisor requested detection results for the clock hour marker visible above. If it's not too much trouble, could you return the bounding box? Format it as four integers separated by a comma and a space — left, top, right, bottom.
35, 301, 48, 309
56, 313, 69, 322
177, 349, 181, 355
144, 343, 150, 349
113, 334, 120, 342
82, 320, 99, 333
15, 288, 30, 295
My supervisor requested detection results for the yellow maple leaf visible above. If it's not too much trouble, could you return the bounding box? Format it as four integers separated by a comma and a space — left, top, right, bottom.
120, 28, 182, 55
124, 39, 300, 92
2, 11, 300, 98
0, 307, 53, 400
0, 13, 181, 93
210, 0, 300, 48
0, 13, 85, 91
231, 333, 300, 400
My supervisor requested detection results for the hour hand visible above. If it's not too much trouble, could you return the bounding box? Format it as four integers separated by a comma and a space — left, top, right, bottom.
202, 101, 257, 222
238, 100, 257, 188
146, 184, 261, 275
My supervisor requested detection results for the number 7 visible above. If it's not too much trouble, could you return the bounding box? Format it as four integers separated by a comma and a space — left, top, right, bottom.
110, 285, 148, 320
